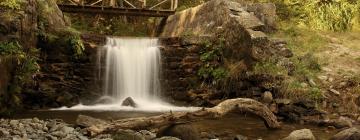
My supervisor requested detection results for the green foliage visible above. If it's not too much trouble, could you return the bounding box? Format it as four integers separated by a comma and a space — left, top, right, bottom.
197, 38, 228, 83
0, 42, 23, 55
0, 42, 39, 112
38, 27, 85, 60
0, 42, 39, 89
70, 15, 151, 36
291, 54, 321, 81
282, 80, 324, 101
67, 35, 85, 59
252, 59, 288, 76
198, 66, 228, 81
253, 0, 359, 31
307, 0, 356, 31
0, 0, 21, 10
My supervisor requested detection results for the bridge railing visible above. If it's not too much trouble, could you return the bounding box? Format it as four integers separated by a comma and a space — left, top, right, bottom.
61, 0, 178, 11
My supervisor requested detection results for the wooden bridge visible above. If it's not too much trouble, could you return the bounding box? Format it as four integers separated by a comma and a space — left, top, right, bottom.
57, 0, 178, 17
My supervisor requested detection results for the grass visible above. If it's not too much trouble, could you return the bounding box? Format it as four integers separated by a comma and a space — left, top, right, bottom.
250, 22, 328, 101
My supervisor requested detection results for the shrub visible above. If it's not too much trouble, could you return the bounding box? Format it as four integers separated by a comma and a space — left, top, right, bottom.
67, 35, 85, 59
0, 42, 23, 55
306, 0, 356, 31
197, 37, 227, 83
252, 0, 359, 31
0, 0, 21, 10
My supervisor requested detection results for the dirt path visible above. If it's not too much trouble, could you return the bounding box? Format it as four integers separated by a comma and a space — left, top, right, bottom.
316, 32, 360, 80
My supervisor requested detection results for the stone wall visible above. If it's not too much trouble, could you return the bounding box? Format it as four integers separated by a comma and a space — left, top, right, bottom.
22, 34, 106, 109
159, 37, 205, 101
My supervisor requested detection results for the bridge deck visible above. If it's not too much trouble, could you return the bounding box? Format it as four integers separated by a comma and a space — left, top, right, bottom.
58, 4, 175, 17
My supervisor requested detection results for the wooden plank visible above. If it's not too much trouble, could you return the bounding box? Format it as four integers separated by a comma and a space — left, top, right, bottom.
58, 4, 175, 17
124, 0, 136, 8
90, 0, 103, 6
149, 0, 168, 10
174, 0, 177, 10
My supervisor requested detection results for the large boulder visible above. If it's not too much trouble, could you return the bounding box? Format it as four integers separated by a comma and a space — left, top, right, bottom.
330, 127, 360, 140
282, 129, 316, 140
158, 124, 201, 140
160, 0, 285, 68
0, 0, 68, 47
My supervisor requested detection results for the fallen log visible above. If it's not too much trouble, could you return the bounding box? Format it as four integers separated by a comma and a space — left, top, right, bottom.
77, 98, 281, 135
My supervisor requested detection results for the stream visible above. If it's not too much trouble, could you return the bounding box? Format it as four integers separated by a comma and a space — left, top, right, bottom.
13, 110, 340, 140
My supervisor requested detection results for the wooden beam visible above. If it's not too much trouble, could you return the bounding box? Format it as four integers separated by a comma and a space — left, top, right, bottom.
171, 0, 173, 10
174, 0, 178, 10
91, 0, 103, 6
150, 0, 168, 10
68, 0, 80, 5
124, 0, 136, 8
110, 0, 116, 7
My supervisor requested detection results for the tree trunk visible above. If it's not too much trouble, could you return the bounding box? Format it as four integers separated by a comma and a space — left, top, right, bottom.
77, 98, 281, 136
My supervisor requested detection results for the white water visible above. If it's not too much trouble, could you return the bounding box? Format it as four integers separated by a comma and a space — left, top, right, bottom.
56, 37, 198, 112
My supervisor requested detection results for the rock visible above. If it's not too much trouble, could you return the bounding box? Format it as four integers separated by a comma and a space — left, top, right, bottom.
47, 120, 57, 131
282, 129, 316, 140
200, 132, 216, 139
154, 137, 181, 140
335, 117, 353, 128
76, 115, 108, 128
275, 99, 292, 105
158, 124, 201, 140
0, 128, 10, 136
9, 120, 19, 128
46, 134, 58, 140
61, 126, 75, 134
137, 130, 156, 140
32, 117, 40, 123
245, 3, 277, 32
51, 130, 67, 138
331, 127, 360, 140
262, 91, 273, 104
121, 97, 138, 108
329, 89, 341, 96
113, 129, 145, 140
234, 134, 248, 140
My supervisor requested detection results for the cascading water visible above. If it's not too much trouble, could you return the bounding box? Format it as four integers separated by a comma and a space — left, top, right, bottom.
56, 37, 197, 112
102, 37, 162, 104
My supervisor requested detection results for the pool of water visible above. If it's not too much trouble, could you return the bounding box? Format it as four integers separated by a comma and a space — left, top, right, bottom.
12, 110, 339, 140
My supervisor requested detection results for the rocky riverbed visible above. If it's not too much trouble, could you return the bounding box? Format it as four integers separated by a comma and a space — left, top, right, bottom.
0, 118, 181, 140
2, 114, 360, 140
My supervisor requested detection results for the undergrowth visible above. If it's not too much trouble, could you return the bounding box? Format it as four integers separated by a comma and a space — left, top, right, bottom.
0, 41, 39, 114
250, 0, 360, 31
197, 37, 228, 85
0, 0, 21, 10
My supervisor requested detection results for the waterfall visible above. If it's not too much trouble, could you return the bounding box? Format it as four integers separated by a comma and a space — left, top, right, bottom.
54, 37, 198, 112
102, 37, 162, 103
